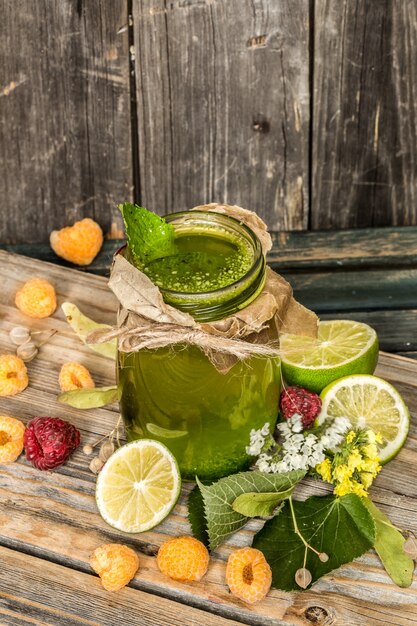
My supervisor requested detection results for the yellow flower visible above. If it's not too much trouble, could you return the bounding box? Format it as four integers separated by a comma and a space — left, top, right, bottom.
366, 430, 383, 445
360, 458, 381, 477
349, 480, 368, 497
346, 431, 356, 444
360, 473, 373, 489
316, 459, 332, 483
334, 479, 354, 497
334, 478, 368, 498
333, 464, 353, 483
347, 449, 363, 471
362, 443, 379, 461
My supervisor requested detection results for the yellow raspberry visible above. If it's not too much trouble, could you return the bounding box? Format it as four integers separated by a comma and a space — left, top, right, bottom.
0, 416, 25, 463
226, 547, 272, 605
157, 536, 209, 582
0, 355, 28, 396
90, 543, 139, 591
59, 362, 95, 392
50, 218, 103, 266
15, 278, 57, 318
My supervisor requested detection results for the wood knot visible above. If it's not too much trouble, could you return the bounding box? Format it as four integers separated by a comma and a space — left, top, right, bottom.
252, 119, 270, 134
247, 34, 267, 48
304, 606, 333, 625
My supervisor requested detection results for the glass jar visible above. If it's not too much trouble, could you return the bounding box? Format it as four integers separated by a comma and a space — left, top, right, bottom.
118, 211, 281, 480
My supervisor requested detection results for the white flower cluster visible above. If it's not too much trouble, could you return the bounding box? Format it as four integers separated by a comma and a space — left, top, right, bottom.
246, 415, 351, 474
246, 422, 271, 456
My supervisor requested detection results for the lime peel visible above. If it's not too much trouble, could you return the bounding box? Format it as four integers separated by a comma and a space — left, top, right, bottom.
280, 320, 379, 393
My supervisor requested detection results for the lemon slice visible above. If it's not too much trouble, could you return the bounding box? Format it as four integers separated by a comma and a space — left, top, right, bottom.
318, 375, 410, 463
96, 440, 181, 533
280, 320, 378, 393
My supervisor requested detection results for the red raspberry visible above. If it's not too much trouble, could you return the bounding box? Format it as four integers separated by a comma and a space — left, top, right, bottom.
279, 386, 322, 429
24, 417, 81, 470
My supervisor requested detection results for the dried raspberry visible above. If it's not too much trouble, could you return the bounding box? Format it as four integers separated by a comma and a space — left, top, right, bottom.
0, 416, 26, 463
15, 278, 57, 318
0, 354, 28, 396
157, 536, 209, 582
279, 386, 322, 429
226, 547, 271, 605
24, 416, 80, 470
50, 218, 103, 266
59, 362, 95, 392
90, 543, 139, 591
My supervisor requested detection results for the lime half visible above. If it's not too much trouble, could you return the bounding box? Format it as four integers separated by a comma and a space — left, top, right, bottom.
280, 320, 379, 393
318, 375, 410, 463
96, 440, 181, 533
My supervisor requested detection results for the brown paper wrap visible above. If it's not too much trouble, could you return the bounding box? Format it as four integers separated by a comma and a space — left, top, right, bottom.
89, 204, 319, 372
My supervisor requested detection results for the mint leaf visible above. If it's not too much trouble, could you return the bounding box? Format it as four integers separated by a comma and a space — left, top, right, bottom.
197, 470, 305, 551
232, 490, 292, 517
119, 203, 176, 266
58, 386, 118, 409
363, 498, 414, 588
253, 494, 375, 591
188, 484, 210, 548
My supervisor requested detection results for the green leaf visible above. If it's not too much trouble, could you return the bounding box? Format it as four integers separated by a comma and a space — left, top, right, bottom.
119, 203, 176, 267
196, 470, 305, 551
253, 494, 375, 591
188, 484, 210, 548
61, 302, 116, 360
363, 498, 414, 588
232, 490, 292, 517
58, 386, 118, 409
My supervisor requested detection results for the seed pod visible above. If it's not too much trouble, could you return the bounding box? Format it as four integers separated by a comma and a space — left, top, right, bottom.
16, 341, 38, 362
318, 552, 329, 562
10, 326, 31, 345
295, 567, 312, 589
83, 444, 94, 456
404, 536, 417, 560
90, 457, 104, 474
99, 441, 115, 463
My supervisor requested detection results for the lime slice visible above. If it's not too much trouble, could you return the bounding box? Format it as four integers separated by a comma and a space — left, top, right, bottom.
146, 423, 188, 439
96, 440, 181, 533
318, 375, 410, 463
280, 320, 378, 393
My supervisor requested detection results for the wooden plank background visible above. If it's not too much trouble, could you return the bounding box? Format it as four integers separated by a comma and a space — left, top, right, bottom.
1, 0, 416, 243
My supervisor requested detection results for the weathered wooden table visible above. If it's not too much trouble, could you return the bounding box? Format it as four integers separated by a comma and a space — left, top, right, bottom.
0, 227, 416, 626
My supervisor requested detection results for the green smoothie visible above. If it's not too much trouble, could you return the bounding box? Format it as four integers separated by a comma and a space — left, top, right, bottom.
143, 228, 253, 292
117, 207, 281, 480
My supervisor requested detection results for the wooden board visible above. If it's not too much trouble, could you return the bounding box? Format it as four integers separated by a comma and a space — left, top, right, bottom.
132, 0, 310, 231
0, 250, 416, 626
0, 0, 132, 244
312, 0, 417, 229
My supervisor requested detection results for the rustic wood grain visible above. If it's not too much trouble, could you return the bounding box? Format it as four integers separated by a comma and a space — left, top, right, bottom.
0, 0, 132, 245
0, 251, 416, 626
312, 0, 417, 229
132, 0, 310, 231
0, 547, 243, 626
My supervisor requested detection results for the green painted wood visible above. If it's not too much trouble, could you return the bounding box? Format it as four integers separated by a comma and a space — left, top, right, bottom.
2, 225, 417, 273
286, 268, 417, 312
